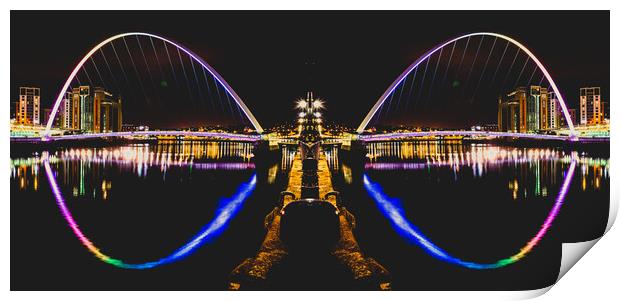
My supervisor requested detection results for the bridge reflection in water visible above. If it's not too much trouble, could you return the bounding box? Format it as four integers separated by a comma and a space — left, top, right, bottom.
355, 139, 609, 285
9, 138, 611, 290
12, 140, 262, 273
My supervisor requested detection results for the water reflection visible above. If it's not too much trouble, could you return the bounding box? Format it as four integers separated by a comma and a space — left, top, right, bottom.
361, 140, 609, 272
365, 141, 609, 196
324, 146, 340, 170
43, 157, 257, 269
10, 141, 256, 195
363, 158, 578, 269
11, 140, 260, 270
280, 146, 297, 171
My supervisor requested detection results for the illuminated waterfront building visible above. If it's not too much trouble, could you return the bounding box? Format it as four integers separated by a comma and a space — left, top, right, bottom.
526, 86, 548, 132
548, 91, 561, 129
92, 87, 108, 133
498, 87, 526, 132
499, 86, 550, 133
579, 87, 604, 125
73, 86, 96, 132
71, 88, 80, 130
68, 86, 121, 133
101, 94, 122, 132
16, 87, 40, 125
538, 87, 549, 130
497, 92, 521, 133
60, 91, 73, 129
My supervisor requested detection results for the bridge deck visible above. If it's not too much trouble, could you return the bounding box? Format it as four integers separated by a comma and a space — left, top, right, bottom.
283, 147, 336, 207
358, 130, 587, 142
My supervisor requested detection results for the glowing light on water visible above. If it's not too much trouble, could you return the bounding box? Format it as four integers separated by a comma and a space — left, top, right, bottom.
363, 159, 576, 269
44, 159, 257, 269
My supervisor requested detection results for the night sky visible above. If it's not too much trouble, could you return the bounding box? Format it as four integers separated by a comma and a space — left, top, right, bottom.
11, 11, 609, 129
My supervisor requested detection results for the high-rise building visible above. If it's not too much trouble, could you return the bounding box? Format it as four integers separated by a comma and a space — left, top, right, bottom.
499, 86, 553, 133
526, 86, 549, 132
78, 86, 95, 132
548, 91, 561, 129
498, 87, 528, 133
71, 86, 98, 132
497, 93, 521, 133
580, 87, 603, 125
68, 85, 120, 132
101, 94, 122, 132
538, 87, 549, 130
516, 87, 528, 133
93, 87, 108, 133
16, 87, 40, 125
71, 88, 81, 130
60, 91, 73, 129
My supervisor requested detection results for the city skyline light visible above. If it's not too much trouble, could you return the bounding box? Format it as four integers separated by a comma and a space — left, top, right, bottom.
11, 11, 609, 129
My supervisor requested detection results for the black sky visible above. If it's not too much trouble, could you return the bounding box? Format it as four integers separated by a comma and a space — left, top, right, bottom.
10, 11, 610, 129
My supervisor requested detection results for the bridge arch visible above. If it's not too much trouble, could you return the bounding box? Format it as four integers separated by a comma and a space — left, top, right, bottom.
356, 32, 577, 137
43, 32, 264, 139
43, 159, 257, 269
364, 158, 577, 269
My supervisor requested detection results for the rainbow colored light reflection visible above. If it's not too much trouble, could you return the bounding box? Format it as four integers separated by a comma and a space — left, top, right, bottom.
363, 159, 576, 269
44, 160, 256, 269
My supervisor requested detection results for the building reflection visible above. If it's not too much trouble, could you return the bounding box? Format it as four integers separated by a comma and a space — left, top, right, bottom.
280, 146, 297, 171
324, 146, 339, 171
10, 141, 256, 197
268, 164, 278, 184
365, 141, 609, 196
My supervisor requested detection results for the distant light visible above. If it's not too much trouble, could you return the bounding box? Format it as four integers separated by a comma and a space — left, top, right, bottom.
314, 112, 322, 118
298, 112, 306, 118
296, 99, 308, 109
298, 118, 305, 123
313, 99, 324, 109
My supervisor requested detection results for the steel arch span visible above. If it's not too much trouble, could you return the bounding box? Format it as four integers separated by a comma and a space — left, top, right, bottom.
43, 32, 264, 139
356, 32, 577, 137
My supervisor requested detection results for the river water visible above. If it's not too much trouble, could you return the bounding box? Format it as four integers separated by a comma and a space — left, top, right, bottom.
10, 140, 609, 290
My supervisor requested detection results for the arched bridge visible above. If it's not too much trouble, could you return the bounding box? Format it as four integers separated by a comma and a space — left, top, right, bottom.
42, 32, 264, 141
356, 32, 581, 140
